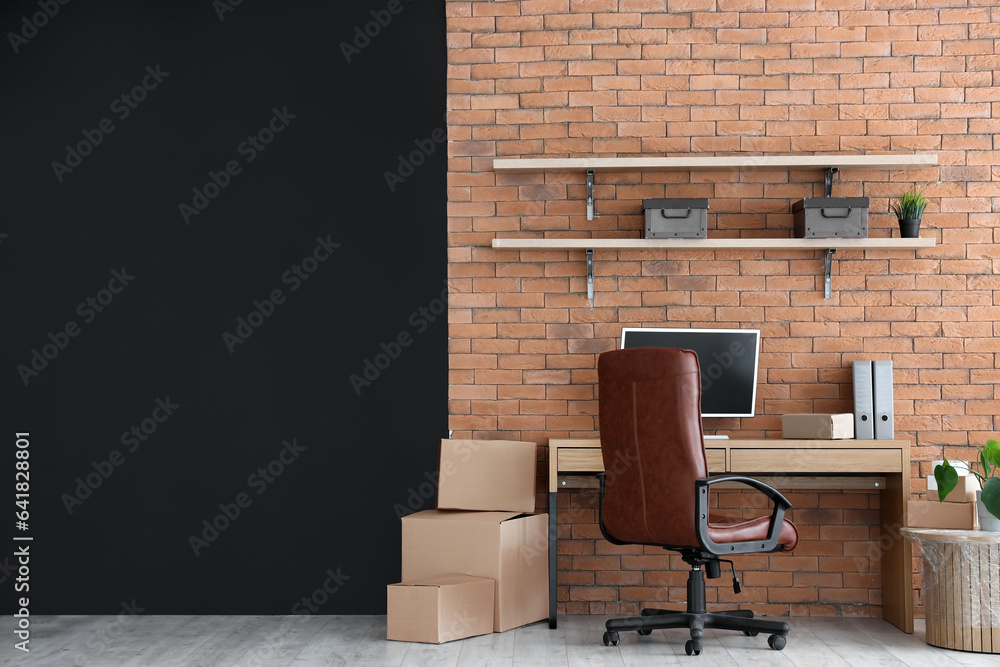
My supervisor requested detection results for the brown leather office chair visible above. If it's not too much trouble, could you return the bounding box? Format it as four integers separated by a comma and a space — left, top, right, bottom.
597, 347, 798, 656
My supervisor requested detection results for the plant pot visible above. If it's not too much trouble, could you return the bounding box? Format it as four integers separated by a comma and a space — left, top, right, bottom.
899, 218, 921, 238
977, 490, 1000, 532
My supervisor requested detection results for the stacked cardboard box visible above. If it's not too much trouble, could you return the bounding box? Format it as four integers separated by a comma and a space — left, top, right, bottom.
909, 461, 980, 530
387, 439, 547, 643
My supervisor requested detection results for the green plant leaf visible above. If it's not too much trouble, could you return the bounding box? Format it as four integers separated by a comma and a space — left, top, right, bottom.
934, 458, 958, 502
983, 439, 1000, 471
981, 477, 1000, 524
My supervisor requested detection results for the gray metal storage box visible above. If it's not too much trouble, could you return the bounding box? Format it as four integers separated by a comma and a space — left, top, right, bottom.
643, 198, 709, 239
793, 197, 870, 238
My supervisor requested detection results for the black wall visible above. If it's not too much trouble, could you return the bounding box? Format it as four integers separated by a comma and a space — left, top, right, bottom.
1, 0, 445, 614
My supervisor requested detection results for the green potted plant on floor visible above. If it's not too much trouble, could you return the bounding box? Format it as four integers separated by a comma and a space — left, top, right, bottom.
934, 439, 1000, 531
889, 188, 928, 239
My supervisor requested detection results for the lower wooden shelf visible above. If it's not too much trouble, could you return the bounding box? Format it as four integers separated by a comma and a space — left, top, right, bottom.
491, 237, 936, 299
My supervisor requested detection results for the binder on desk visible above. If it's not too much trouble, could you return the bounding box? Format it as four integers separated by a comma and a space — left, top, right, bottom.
873, 360, 894, 440
852, 361, 874, 439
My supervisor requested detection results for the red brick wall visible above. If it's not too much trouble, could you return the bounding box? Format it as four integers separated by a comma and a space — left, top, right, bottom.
445, 0, 1000, 617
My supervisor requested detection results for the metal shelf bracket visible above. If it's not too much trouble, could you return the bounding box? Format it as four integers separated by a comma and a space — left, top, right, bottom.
824, 248, 837, 299
586, 169, 596, 220
586, 249, 594, 301
824, 167, 839, 197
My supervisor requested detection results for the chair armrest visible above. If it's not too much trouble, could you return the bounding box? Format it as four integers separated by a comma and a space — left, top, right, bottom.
694, 475, 791, 555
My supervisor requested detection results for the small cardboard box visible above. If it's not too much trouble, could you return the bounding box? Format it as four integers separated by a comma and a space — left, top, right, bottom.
907, 500, 977, 530
387, 574, 495, 644
401, 510, 548, 632
437, 439, 537, 513
781, 413, 855, 440
941, 475, 981, 503
927, 459, 970, 491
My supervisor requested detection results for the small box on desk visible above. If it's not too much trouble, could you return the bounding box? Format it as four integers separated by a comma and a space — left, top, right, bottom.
387, 574, 495, 644
907, 500, 977, 530
781, 413, 855, 440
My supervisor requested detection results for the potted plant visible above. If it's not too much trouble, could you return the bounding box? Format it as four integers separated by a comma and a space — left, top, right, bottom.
934, 439, 1000, 532
889, 188, 928, 239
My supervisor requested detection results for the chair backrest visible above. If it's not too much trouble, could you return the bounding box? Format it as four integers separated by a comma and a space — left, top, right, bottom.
598, 347, 707, 547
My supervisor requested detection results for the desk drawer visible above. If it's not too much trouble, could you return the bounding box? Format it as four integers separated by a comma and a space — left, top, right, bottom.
557, 447, 726, 474
706, 448, 725, 473
558, 448, 604, 473
730, 448, 901, 474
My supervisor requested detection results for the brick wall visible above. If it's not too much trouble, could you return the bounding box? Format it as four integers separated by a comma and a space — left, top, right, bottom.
445, 0, 1000, 618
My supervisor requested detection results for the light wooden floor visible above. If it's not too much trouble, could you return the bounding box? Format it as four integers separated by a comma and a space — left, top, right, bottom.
1, 614, 997, 666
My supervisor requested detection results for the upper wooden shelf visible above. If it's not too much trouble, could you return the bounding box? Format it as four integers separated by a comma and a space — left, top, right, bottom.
493, 154, 938, 173
491, 237, 936, 250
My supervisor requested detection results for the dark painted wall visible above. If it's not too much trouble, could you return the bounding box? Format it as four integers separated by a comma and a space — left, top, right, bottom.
1, 0, 445, 614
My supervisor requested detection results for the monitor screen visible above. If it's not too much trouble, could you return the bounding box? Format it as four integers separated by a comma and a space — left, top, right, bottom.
619, 328, 761, 418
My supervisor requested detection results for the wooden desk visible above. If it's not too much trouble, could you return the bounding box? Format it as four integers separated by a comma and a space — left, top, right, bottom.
547, 437, 912, 634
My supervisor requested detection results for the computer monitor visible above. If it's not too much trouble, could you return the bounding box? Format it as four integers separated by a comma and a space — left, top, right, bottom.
619, 328, 761, 418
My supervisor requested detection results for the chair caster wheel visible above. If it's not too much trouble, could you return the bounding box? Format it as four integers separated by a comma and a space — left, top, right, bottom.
685, 640, 701, 656
743, 630, 759, 637
603, 631, 619, 646
637, 628, 652, 636
768, 634, 786, 651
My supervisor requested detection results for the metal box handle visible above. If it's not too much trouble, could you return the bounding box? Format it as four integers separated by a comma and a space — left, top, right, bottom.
659, 207, 692, 219
820, 207, 852, 218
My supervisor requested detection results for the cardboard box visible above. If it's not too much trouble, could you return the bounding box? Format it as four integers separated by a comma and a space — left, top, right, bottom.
401, 510, 548, 632
781, 413, 855, 440
941, 475, 980, 503
437, 439, 537, 513
927, 459, 970, 491
387, 574, 495, 644
908, 500, 977, 530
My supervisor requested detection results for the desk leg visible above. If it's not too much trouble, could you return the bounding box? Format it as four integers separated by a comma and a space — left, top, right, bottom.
881, 472, 913, 633
548, 491, 557, 629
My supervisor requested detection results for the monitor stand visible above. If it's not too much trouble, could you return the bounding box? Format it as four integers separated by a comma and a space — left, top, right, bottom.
704, 435, 730, 440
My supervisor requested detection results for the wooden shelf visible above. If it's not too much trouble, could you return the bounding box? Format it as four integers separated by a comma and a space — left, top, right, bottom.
493, 154, 938, 173
492, 237, 936, 300
488, 153, 939, 299
492, 237, 936, 250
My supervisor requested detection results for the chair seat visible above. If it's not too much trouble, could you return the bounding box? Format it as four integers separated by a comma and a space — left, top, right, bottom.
708, 515, 798, 552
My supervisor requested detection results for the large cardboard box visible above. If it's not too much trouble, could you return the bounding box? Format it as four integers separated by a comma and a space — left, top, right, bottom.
387, 574, 494, 644
908, 500, 977, 530
781, 413, 855, 440
401, 510, 548, 632
437, 439, 537, 513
